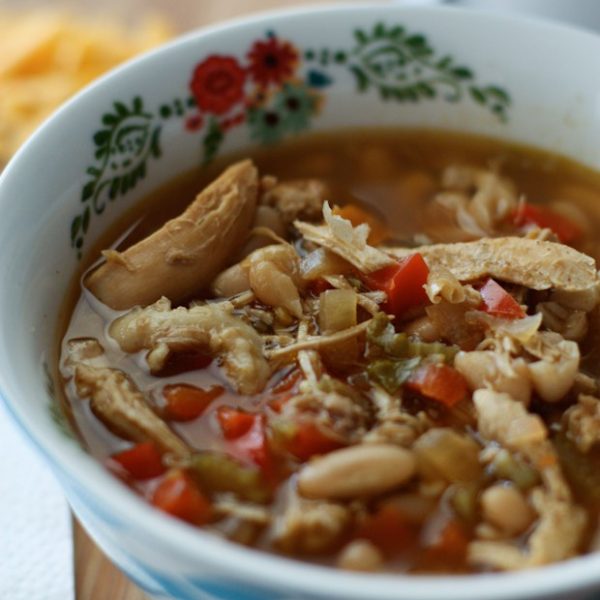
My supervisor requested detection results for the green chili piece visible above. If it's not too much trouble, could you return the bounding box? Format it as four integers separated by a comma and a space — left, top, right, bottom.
190, 453, 270, 504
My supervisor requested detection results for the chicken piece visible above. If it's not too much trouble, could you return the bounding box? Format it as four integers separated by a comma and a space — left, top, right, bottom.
527, 489, 586, 564
435, 166, 518, 237
272, 492, 351, 555
282, 375, 373, 444
426, 300, 485, 350
260, 177, 327, 226
424, 267, 477, 305
212, 244, 303, 317
469, 488, 586, 570
473, 389, 570, 500
109, 297, 269, 394
388, 237, 600, 311
86, 160, 259, 310
295, 203, 394, 273
238, 205, 286, 257
564, 394, 600, 452
455, 351, 532, 405
363, 386, 430, 447
74, 363, 190, 458
525, 332, 580, 403
471, 388, 586, 570
537, 301, 588, 342
63, 338, 106, 371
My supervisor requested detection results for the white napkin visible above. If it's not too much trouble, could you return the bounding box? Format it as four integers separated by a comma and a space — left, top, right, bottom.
0, 401, 74, 600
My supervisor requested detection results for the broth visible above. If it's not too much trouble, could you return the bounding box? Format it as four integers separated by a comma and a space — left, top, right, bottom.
59, 128, 600, 574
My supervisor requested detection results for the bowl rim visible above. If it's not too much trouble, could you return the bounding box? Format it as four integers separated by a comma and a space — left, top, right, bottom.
2, 3, 600, 598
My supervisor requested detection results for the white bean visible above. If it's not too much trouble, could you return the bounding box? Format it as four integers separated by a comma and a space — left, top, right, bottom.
298, 444, 416, 500
480, 483, 533, 536
337, 539, 384, 572
211, 263, 250, 297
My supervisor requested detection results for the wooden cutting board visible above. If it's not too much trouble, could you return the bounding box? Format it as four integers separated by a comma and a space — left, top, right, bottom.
72, 0, 384, 597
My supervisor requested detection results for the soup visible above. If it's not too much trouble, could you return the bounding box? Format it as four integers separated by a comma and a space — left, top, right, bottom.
59, 129, 600, 574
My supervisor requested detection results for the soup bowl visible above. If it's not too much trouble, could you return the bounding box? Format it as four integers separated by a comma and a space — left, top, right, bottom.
2, 4, 600, 599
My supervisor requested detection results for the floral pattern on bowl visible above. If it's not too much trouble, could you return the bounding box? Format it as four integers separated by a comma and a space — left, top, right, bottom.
70, 22, 511, 257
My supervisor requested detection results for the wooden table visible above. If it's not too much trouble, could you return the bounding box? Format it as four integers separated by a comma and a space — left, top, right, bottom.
73, 2, 378, 598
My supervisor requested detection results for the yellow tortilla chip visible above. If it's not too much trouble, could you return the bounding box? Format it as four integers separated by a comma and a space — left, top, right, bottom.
0, 10, 173, 165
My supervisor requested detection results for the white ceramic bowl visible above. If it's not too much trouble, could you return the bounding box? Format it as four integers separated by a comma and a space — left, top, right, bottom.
2, 4, 600, 600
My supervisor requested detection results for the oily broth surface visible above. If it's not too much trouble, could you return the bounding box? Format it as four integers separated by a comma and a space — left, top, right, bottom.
58, 128, 600, 570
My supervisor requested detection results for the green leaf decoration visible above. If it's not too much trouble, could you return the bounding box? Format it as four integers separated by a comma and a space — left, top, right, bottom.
72, 96, 162, 256
70, 215, 81, 243
307, 69, 333, 88
114, 101, 129, 116
82, 206, 90, 233
93, 130, 110, 146
202, 117, 224, 165
350, 65, 370, 92
71, 23, 512, 258
81, 180, 95, 202
348, 22, 511, 120
451, 66, 473, 80
469, 86, 486, 105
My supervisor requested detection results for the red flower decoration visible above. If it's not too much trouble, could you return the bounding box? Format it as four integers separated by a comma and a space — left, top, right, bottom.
185, 114, 204, 131
247, 37, 298, 87
190, 55, 246, 115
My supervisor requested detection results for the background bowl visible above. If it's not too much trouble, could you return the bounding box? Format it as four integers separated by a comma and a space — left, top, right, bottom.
2, 4, 600, 600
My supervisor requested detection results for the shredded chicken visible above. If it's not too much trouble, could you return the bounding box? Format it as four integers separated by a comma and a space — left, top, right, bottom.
363, 387, 430, 447
260, 178, 327, 225
473, 389, 570, 500
272, 492, 351, 555
86, 160, 258, 310
74, 363, 190, 458
469, 488, 586, 570
213, 244, 303, 317
455, 350, 532, 405
426, 299, 485, 350
564, 394, 600, 452
109, 297, 270, 394
295, 203, 394, 273
63, 338, 106, 369
470, 389, 586, 570
524, 332, 580, 403
266, 320, 372, 360
435, 166, 518, 237
281, 375, 372, 444
425, 267, 479, 305
214, 499, 271, 524
388, 237, 600, 311
537, 301, 588, 342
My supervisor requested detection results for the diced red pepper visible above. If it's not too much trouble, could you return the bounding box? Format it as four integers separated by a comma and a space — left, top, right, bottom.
217, 407, 257, 439
407, 363, 468, 408
479, 278, 525, 319
268, 393, 292, 414
231, 414, 270, 468
513, 202, 582, 244
110, 442, 166, 481
216, 408, 273, 476
422, 518, 469, 560
163, 384, 224, 422
286, 421, 344, 461
224, 414, 275, 484
364, 253, 430, 317
356, 504, 416, 556
308, 278, 333, 296
151, 470, 212, 525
